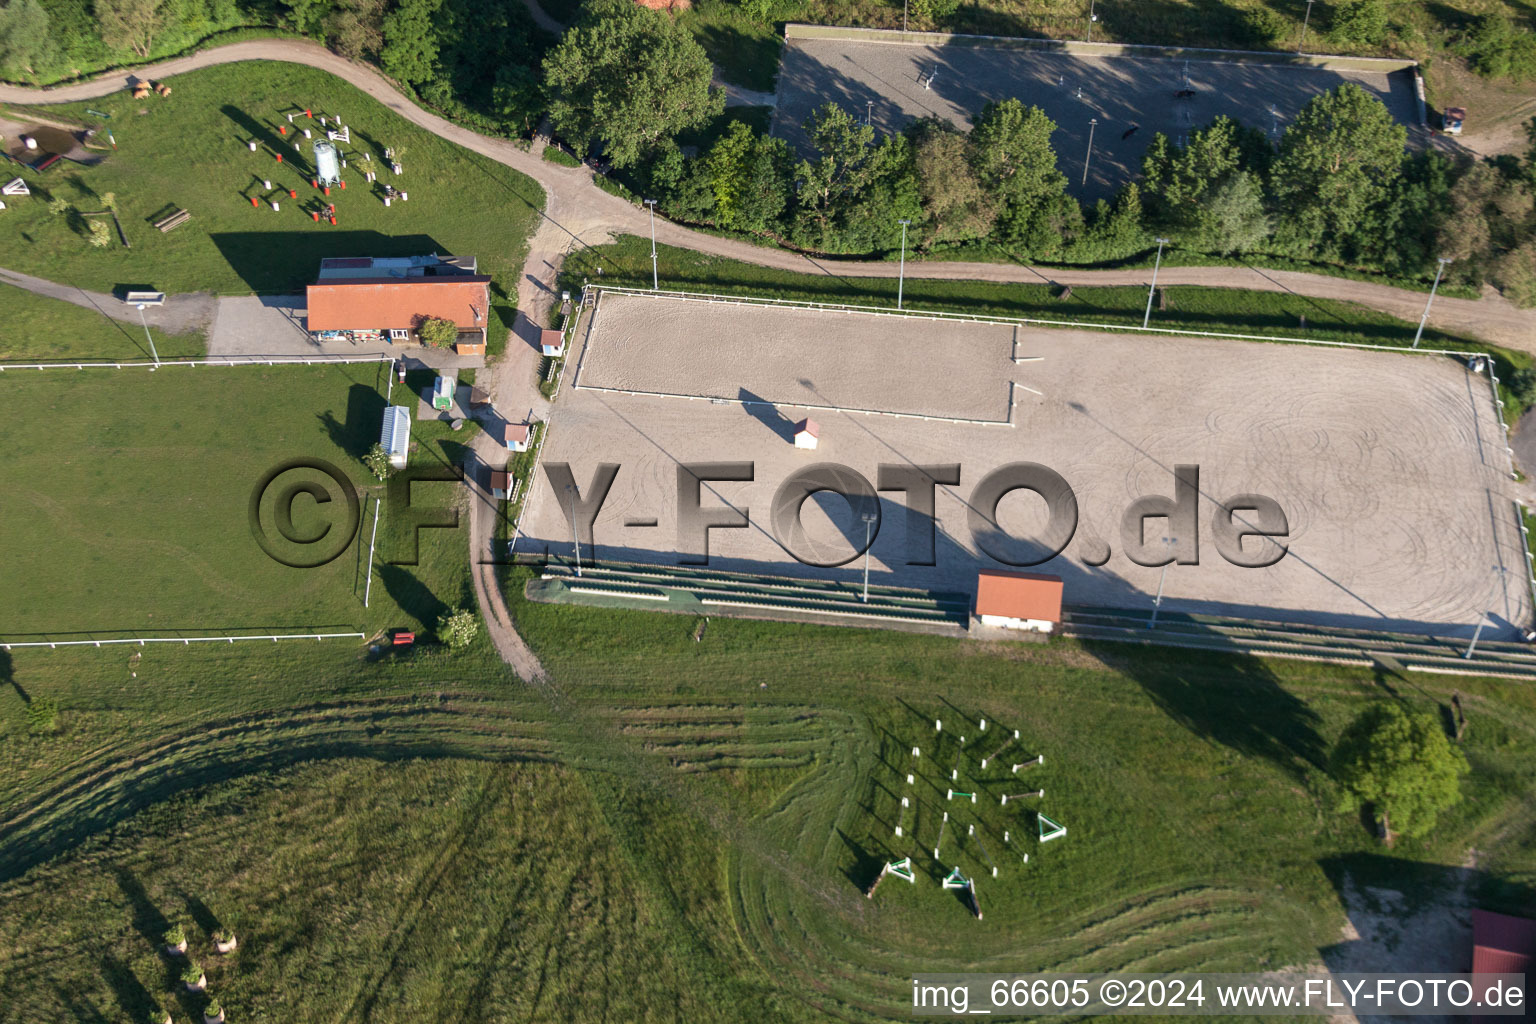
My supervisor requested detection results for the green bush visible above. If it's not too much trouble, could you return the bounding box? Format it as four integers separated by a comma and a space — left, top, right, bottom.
1329, 0, 1387, 47
363, 442, 396, 480
542, 145, 582, 167
180, 961, 205, 985
204, 996, 223, 1016
1509, 366, 1536, 406
163, 924, 186, 947
88, 219, 112, 247
437, 607, 479, 651
417, 316, 459, 349
25, 696, 57, 735
1462, 14, 1536, 81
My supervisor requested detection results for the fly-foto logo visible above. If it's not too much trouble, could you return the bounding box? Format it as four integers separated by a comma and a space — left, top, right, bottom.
542, 461, 1290, 570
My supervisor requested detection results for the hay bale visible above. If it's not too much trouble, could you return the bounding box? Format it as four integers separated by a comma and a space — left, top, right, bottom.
132, 83, 151, 99
155, 83, 172, 97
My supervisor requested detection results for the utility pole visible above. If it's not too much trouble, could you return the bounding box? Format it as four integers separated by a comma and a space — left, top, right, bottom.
1081, 118, 1098, 188
565, 484, 582, 577
1298, 0, 1315, 53
1086, 0, 1095, 42
861, 512, 878, 602
645, 199, 659, 290
1149, 536, 1177, 629
136, 303, 161, 367
897, 219, 911, 310
867, 100, 873, 126
1412, 257, 1452, 349
903, 0, 909, 33
1143, 237, 1170, 329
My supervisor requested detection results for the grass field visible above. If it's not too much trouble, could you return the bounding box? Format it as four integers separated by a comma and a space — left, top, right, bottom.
0, 62, 543, 311
1, 577, 1532, 1021
0, 285, 204, 361
563, 236, 1505, 356
0, 364, 474, 640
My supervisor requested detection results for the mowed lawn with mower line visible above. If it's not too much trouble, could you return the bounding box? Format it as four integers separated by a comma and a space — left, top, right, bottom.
0, 364, 475, 640
0, 62, 542, 320
3, 589, 1535, 1021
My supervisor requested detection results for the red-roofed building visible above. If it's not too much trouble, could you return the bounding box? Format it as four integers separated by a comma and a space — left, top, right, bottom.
305, 255, 489, 353
794, 418, 820, 450
540, 328, 565, 356
1470, 910, 1533, 1022
974, 571, 1063, 633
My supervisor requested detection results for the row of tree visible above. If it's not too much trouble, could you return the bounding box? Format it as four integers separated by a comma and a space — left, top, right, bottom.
537, 2, 1535, 299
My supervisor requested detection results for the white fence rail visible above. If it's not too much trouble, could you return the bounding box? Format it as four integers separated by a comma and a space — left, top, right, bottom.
2, 632, 365, 650
590, 284, 1479, 359
0, 354, 394, 371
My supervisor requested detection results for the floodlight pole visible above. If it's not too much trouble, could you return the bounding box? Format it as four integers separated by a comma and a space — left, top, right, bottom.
362, 496, 382, 608
1143, 238, 1170, 329
645, 199, 659, 290
903, 0, 908, 33
1086, 0, 1095, 42
136, 303, 160, 367
1148, 536, 1177, 629
1412, 257, 1452, 349
867, 100, 873, 127
1081, 118, 1098, 188
897, 219, 911, 310
1298, 0, 1315, 53
861, 512, 878, 602
1464, 614, 1489, 659
565, 484, 582, 577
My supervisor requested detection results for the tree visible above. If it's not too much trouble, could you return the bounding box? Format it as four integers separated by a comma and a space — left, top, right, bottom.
969, 99, 1070, 250
362, 442, 395, 480
326, 0, 387, 60
912, 120, 994, 246
1331, 702, 1467, 843
1329, 0, 1387, 47
437, 607, 478, 650
1270, 83, 1406, 257
543, 0, 722, 168
794, 103, 878, 234
94, 0, 167, 58
0, 0, 52, 77
704, 121, 791, 233
1192, 171, 1270, 254
380, 0, 441, 85
417, 316, 458, 348
88, 218, 112, 247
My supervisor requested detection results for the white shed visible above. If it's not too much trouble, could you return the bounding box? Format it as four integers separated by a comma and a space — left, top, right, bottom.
793, 418, 820, 450
380, 405, 411, 469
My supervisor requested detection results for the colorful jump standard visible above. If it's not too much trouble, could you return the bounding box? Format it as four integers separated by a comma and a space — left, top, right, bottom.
865, 857, 917, 897
1038, 813, 1067, 842
943, 868, 983, 920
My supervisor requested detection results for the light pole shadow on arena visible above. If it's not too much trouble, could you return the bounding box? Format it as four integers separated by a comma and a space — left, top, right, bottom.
738, 387, 797, 442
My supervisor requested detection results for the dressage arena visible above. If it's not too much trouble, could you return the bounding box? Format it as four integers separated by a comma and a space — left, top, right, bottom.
771, 29, 1421, 201
522, 289, 1530, 638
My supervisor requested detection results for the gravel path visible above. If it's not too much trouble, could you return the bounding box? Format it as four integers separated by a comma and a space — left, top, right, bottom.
0, 266, 215, 335
3, 39, 1532, 352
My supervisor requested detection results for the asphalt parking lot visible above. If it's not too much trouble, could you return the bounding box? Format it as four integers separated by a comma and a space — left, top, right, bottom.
773, 37, 1421, 201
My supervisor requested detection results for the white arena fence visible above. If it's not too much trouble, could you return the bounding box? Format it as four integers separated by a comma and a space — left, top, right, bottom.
1, 632, 366, 650
0, 354, 394, 371
587, 284, 1481, 359
577, 284, 1536, 629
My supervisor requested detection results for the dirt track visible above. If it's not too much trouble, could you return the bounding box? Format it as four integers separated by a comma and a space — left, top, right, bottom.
3, 39, 1533, 352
